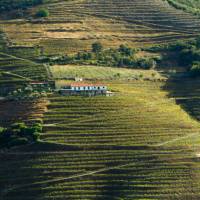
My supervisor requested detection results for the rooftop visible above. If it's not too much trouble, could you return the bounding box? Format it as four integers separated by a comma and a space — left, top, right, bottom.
67, 82, 106, 87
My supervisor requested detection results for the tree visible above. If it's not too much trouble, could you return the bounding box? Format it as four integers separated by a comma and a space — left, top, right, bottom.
190, 62, 200, 77
92, 42, 103, 53
36, 8, 49, 18
118, 44, 133, 56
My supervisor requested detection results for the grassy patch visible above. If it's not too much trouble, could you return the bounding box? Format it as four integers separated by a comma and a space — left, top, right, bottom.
50, 65, 163, 81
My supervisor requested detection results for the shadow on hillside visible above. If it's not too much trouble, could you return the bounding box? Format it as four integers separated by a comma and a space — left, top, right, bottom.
162, 75, 200, 122
0, 142, 81, 200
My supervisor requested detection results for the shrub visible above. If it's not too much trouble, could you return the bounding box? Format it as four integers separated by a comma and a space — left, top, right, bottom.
138, 58, 156, 69
0, 122, 43, 149
190, 62, 200, 77
36, 8, 49, 18
8, 137, 29, 147
118, 44, 133, 56
92, 42, 103, 53
32, 132, 41, 141
0, 0, 46, 12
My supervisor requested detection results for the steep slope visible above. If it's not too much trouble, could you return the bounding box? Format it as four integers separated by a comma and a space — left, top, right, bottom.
1, 80, 200, 200
2, 0, 200, 54
166, 0, 200, 14
2, 1, 200, 200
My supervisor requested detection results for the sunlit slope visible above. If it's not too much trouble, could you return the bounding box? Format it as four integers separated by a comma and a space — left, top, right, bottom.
2, 0, 200, 54
43, 81, 200, 146
1, 81, 200, 200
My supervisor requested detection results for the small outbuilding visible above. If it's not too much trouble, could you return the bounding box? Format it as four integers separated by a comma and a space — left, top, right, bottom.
59, 83, 108, 96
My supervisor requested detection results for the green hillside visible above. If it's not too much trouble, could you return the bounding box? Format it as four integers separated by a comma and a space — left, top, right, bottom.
2, 80, 200, 200
166, 0, 200, 15
2, 0, 200, 54
2, 0, 200, 200
174, 0, 200, 8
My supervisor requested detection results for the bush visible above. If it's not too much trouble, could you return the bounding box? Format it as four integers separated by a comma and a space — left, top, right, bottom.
138, 58, 156, 69
118, 44, 133, 56
32, 132, 41, 141
8, 137, 29, 147
36, 8, 49, 18
0, 122, 43, 149
92, 42, 103, 53
190, 62, 200, 77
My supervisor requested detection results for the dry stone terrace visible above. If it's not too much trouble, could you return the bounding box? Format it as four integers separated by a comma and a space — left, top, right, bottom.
1, 81, 200, 199
2, 0, 200, 54
1, 0, 200, 199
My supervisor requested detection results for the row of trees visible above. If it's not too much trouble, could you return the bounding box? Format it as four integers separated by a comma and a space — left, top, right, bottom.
0, 0, 46, 11
0, 122, 42, 149
148, 36, 200, 77
170, 38, 200, 77
7, 84, 51, 100
39, 43, 158, 70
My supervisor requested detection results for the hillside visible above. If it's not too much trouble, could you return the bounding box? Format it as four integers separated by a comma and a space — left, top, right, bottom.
166, 0, 200, 15
2, 0, 200, 55
2, 0, 200, 200
2, 80, 200, 200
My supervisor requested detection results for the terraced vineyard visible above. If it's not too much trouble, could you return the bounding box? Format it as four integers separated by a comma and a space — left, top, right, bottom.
50, 65, 163, 81
2, 0, 200, 199
43, 82, 200, 146
2, 81, 200, 199
2, 0, 200, 54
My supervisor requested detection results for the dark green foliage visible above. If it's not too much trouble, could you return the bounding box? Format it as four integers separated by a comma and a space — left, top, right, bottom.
0, 0, 46, 12
92, 42, 103, 53
0, 122, 42, 149
42, 44, 156, 70
190, 62, 200, 77
76, 52, 92, 60
147, 36, 200, 76
7, 137, 29, 147
166, 0, 200, 16
35, 8, 49, 18
118, 44, 133, 56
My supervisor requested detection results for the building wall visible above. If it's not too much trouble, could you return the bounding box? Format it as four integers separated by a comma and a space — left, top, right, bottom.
71, 86, 107, 91
59, 89, 107, 96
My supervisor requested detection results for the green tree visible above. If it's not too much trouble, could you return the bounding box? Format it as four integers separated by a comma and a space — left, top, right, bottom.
92, 42, 103, 53
36, 8, 49, 18
190, 62, 200, 77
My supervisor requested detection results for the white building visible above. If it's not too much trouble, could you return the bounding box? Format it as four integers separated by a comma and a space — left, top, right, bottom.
59, 83, 108, 96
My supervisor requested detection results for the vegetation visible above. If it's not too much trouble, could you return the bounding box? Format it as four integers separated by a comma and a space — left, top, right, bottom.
42, 43, 158, 69
92, 42, 103, 53
1, 0, 200, 199
35, 8, 49, 18
147, 37, 200, 76
2, 0, 200, 54
166, 0, 200, 16
50, 65, 163, 81
0, 122, 42, 148
0, 0, 47, 12
7, 85, 49, 100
